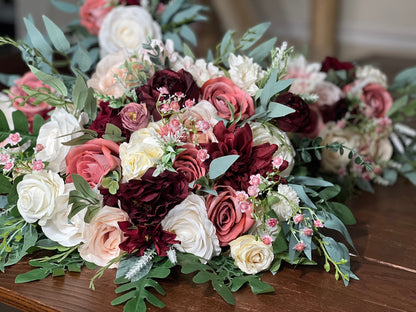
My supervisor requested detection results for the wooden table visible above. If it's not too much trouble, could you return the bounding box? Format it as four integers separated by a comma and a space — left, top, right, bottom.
1, 177, 416, 312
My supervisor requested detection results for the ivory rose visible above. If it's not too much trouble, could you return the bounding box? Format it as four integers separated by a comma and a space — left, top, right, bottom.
228, 53, 265, 96
41, 183, 86, 247
206, 185, 255, 246
249, 121, 295, 177
35, 108, 83, 173
229, 235, 274, 274
16, 171, 65, 226
161, 194, 221, 260
9, 72, 54, 124
320, 122, 362, 173
65, 138, 121, 187
79, 0, 113, 36
201, 77, 254, 121
313, 81, 343, 106
78, 206, 129, 268
98, 5, 162, 58
119, 123, 164, 181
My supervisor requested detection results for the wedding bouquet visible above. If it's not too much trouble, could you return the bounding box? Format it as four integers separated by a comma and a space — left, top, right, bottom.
1, 1, 361, 311
282, 54, 416, 195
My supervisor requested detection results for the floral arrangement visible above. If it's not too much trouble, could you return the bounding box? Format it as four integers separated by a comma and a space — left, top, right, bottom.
0, 1, 380, 311
281, 54, 416, 195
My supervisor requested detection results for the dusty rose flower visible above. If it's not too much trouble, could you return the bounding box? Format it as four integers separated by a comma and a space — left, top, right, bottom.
201, 77, 254, 120
172, 144, 206, 187
313, 81, 343, 106
206, 185, 255, 246
120, 102, 150, 131
293, 213, 304, 224
79, 0, 113, 36
65, 138, 120, 187
78, 206, 129, 268
302, 228, 314, 236
361, 83, 393, 118
293, 241, 307, 252
9, 72, 54, 125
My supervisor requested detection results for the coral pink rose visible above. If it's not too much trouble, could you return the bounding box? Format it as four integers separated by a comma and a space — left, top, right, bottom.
201, 77, 254, 120
205, 185, 255, 246
361, 83, 393, 118
80, 0, 113, 36
78, 206, 129, 268
9, 71, 54, 125
65, 138, 120, 187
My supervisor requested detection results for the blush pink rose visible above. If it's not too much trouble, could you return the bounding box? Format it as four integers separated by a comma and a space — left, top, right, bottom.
80, 0, 113, 36
9, 71, 54, 125
205, 185, 255, 246
66, 138, 120, 187
78, 206, 130, 268
201, 77, 254, 121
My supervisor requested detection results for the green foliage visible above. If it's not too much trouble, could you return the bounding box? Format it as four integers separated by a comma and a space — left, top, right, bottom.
111, 257, 173, 312
0, 218, 38, 272
101, 171, 121, 195
68, 174, 100, 223
103, 124, 126, 143
208, 155, 240, 180
15, 246, 85, 283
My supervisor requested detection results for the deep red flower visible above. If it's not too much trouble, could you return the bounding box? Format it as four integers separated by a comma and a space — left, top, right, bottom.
273, 92, 316, 133
134, 69, 200, 121
89, 101, 130, 140
319, 98, 350, 123
321, 56, 355, 73
101, 168, 189, 226
201, 122, 278, 191
118, 222, 178, 256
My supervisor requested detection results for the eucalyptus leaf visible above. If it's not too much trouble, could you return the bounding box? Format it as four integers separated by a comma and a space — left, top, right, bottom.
28, 65, 68, 96
209, 155, 240, 180
42, 15, 70, 53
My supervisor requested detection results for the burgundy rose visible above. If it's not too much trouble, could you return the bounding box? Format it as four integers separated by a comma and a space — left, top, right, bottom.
321, 56, 355, 73
205, 185, 255, 246
201, 122, 278, 191
65, 138, 120, 187
120, 102, 150, 132
89, 101, 130, 140
273, 92, 315, 133
134, 69, 200, 121
360, 83, 393, 118
172, 144, 206, 187
319, 98, 349, 123
201, 77, 255, 120
118, 222, 178, 256
101, 168, 189, 226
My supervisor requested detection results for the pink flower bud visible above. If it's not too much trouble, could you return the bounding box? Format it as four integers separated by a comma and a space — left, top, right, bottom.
266, 218, 278, 228
3, 161, 14, 172
196, 149, 209, 162
32, 160, 45, 172
247, 185, 259, 197
262, 235, 273, 245
7, 133, 22, 146
235, 191, 248, 202
197, 120, 210, 133
293, 241, 307, 252
238, 200, 251, 213
314, 219, 324, 228
171, 101, 180, 112
293, 213, 304, 224
249, 174, 261, 186
272, 156, 283, 168
302, 227, 314, 236
158, 86, 169, 95
184, 99, 194, 108
0, 154, 10, 165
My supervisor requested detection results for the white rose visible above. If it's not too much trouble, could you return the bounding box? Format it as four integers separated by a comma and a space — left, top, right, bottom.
98, 5, 162, 58
119, 122, 164, 181
172, 56, 224, 87
250, 121, 295, 177
320, 122, 362, 173
17, 171, 65, 226
271, 184, 300, 221
161, 194, 221, 261
35, 108, 82, 173
228, 53, 265, 96
356, 65, 388, 88
78, 206, 129, 268
229, 235, 274, 274
41, 183, 86, 247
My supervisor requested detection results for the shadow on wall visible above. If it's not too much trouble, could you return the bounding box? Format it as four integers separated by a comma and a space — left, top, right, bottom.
0, 302, 22, 312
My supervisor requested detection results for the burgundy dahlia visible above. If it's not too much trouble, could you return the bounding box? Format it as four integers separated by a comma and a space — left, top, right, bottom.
118, 222, 178, 256
201, 122, 278, 191
321, 56, 355, 73
101, 168, 189, 226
